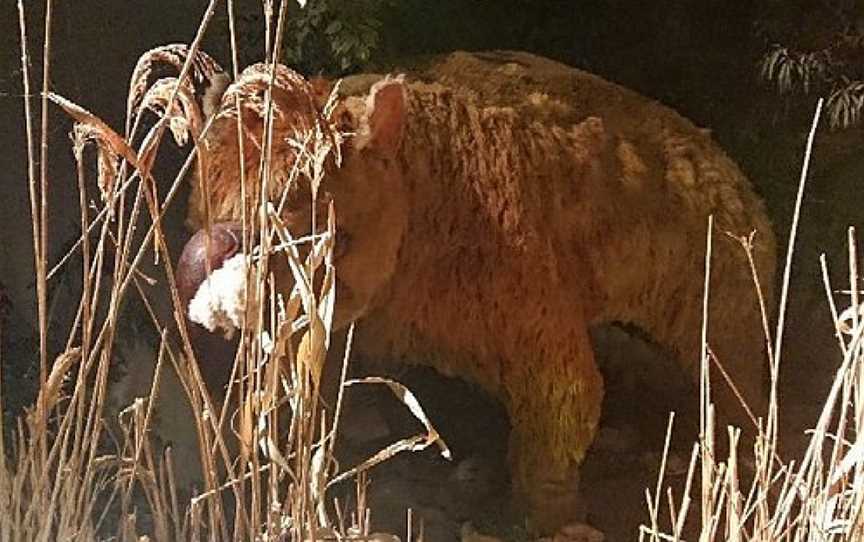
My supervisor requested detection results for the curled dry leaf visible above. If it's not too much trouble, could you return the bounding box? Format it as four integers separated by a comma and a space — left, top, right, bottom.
829, 436, 864, 488
297, 314, 326, 389
72, 123, 120, 201
257, 407, 292, 475
347, 377, 451, 460
327, 377, 451, 488
49, 93, 141, 200
837, 303, 864, 335
126, 43, 225, 130
320, 202, 338, 319
310, 444, 329, 525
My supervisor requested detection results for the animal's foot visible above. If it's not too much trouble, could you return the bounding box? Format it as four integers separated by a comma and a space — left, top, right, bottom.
540, 523, 605, 542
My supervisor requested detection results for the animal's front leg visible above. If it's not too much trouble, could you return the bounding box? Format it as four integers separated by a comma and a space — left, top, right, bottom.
509, 414, 603, 541
502, 319, 605, 538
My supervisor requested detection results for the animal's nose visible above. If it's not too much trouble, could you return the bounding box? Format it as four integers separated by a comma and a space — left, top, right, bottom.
176, 222, 245, 307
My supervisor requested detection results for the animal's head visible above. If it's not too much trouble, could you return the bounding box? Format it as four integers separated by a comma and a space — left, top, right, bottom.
181, 61, 409, 331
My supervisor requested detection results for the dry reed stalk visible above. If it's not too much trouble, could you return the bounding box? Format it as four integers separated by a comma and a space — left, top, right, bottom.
38, 0, 53, 397
699, 213, 716, 542
16, 0, 46, 493
222, 12, 254, 535
0, 315, 4, 520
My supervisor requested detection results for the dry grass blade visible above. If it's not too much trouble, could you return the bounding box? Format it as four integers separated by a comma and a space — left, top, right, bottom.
7, 3, 527, 540
297, 315, 327, 389
637, 96, 864, 542
73, 124, 120, 205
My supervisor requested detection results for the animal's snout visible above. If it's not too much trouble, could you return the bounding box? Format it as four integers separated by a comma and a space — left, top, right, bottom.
176, 222, 245, 307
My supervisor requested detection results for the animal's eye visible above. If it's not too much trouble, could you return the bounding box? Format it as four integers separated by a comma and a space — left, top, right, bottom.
282, 183, 312, 211
336, 110, 355, 133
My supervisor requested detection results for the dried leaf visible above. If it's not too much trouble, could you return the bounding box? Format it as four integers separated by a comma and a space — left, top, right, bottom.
327, 377, 451, 488
49, 93, 141, 199
72, 123, 120, 201
257, 407, 292, 473
297, 314, 326, 388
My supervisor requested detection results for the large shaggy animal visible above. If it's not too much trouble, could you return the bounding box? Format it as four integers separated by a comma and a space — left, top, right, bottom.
181, 51, 775, 533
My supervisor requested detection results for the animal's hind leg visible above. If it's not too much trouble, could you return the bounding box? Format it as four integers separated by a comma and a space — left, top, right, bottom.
705, 304, 768, 441
502, 317, 604, 534
679, 252, 769, 447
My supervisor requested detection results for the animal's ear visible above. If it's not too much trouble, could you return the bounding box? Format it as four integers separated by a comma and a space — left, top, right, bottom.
202, 72, 231, 119
308, 75, 334, 110
356, 76, 406, 159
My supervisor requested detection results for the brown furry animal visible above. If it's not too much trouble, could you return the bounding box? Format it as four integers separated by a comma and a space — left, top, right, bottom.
184, 51, 775, 532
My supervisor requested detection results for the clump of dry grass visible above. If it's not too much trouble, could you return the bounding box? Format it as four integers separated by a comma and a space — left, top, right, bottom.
642, 99, 864, 541
2, 2, 446, 541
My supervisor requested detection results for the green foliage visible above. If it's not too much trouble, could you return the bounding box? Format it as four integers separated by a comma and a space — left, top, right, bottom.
756, 3, 864, 129
758, 37, 864, 129
759, 46, 833, 96
827, 78, 864, 128
287, 0, 387, 73
227, 0, 389, 75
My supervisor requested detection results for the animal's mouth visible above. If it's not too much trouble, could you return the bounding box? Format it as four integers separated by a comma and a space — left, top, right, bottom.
177, 222, 355, 337
176, 222, 245, 308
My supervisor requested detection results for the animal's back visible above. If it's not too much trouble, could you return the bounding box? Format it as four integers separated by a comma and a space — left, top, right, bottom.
346, 50, 774, 382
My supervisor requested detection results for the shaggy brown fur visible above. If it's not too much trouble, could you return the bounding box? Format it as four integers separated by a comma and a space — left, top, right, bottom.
187, 51, 775, 531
